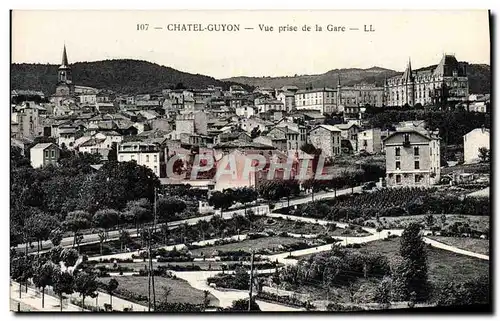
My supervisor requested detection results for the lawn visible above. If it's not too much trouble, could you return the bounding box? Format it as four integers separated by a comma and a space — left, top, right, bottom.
98, 276, 219, 307
189, 237, 303, 257
289, 237, 489, 305
252, 217, 370, 237
353, 238, 489, 285
427, 236, 489, 255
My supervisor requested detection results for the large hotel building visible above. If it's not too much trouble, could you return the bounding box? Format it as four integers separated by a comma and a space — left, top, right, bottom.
293, 54, 469, 113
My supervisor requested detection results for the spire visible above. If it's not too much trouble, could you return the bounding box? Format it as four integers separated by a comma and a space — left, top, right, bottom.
61, 44, 69, 67
402, 57, 412, 83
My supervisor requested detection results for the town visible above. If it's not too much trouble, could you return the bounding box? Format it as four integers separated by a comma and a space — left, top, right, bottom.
10, 45, 491, 312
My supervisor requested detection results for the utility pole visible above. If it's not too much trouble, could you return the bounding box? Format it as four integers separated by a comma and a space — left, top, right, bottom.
248, 250, 255, 311
147, 227, 156, 311
153, 187, 157, 233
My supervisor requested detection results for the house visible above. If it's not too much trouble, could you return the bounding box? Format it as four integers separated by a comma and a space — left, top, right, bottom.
463, 127, 490, 164
256, 99, 285, 113
30, 143, 60, 168
253, 135, 287, 152
383, 128, 441, 187
267, 126, 304, 152
276, 91, 296, 112
96, 102, 118, 114
235, 105, 255, 119
117, 141, 161, 177
309, 125, 342, 158
357, 128, 382, 154
11, 101, 45, 139
295, 88, 337, 114
334, 123, 360, 152
239, 117, 273, 134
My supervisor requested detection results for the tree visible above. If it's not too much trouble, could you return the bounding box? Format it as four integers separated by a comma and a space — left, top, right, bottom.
106, 278, 119, 309
97, 229, 107, 255
108, 142, 118, 163
61, 248, 79, 268
283, 179, 300, 208
74, 271, 99, 311
156, 197, 187, 223
424, 214, 435, 230
63, 210, 92, 248
233, 187, 258, 215
162, 286, 172, 305
374, 276, 392, 309
25, 211, 60, 253
10, 254, 32, 298
33, 261, 58, 308
92, 209, 120, 234
208, 190, 234, 216
53, 270, 74, 312
119, 230, 132, 251
394, 223, 429, 302
440, 214, 447, 227
49, 245, 64, 264
250, 127, 261, 139
302, 178, 322, 202
229, 298, 261, 311
49, 228, 63, 247
478, 147, 490, 163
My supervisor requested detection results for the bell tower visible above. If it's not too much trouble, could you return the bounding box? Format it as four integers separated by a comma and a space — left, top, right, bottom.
58, 45, 72, 84
54, 44, 75, 100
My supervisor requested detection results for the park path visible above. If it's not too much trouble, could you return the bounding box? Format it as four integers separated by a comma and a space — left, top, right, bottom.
10, 281, 82, 312
171, 270, 300, 311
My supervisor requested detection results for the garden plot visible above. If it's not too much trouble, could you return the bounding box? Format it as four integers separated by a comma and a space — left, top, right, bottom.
98, 276, 219, 308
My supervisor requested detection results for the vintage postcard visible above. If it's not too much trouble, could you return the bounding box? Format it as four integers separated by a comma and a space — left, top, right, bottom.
10, 10, 491, 313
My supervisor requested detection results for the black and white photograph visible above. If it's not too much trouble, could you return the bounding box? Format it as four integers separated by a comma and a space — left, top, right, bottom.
9, 8, 492, 313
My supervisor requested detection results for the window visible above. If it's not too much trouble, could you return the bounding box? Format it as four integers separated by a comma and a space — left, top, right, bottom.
415, 161, 420, 169
414, 147, 419, 156
44, 150, 49, 158
404, 133, 410, 143
51, 150, 55, 158
415, 175, 422, 184
396, 161, 401, 170
154, 166, 158, 173
154, 155, 158, 162
146, 155, 150, 162
430, 147, 432, 156
396, 175, 402, 184
395, 147, 401, 156
120, 155, 124, 161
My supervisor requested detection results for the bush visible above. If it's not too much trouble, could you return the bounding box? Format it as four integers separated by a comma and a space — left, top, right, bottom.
256, 291, 315, 309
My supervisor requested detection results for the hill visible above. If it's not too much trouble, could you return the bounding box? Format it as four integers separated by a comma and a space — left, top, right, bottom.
224, 64, 490, 94
225, 67, 399, 89
11, 59, 253, 96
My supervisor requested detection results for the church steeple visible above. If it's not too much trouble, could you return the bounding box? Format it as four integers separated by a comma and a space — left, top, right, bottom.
61, 44, 69, 67
58, 44, 72, 83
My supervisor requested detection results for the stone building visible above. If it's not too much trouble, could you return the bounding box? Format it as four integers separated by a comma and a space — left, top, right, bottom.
383, 128, 441, 187
308, 125, 342, 158
385, 55, 469, 107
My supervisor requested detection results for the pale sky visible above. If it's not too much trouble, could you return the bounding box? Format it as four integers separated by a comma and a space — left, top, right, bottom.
11, 10, 490, 79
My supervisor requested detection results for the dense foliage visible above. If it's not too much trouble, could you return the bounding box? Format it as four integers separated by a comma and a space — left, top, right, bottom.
11, 60, 253, 95
288, 188, 489, 221
365, 109, 490, 145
